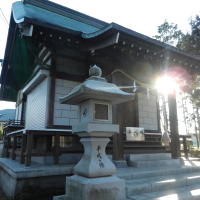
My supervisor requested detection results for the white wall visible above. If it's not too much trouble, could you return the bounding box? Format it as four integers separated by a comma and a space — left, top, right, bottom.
138, 93, 158, 131
25, 78, 49, 129
53, 79, 80, 126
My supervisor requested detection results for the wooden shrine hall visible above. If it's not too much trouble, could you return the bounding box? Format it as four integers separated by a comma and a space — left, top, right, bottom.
1, 0, 200, 166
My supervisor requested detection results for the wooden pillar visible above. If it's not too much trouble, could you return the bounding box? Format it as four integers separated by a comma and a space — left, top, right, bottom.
111, 72, 137, 161
11, 136, 17, 160
111, 74, 124, 161
168, 91, 180, 159
182, 136, 188, 158
112, 104, 124, 161
20, 134, 27, 164
25, 131, 33, 166
5, 136, 10, 157
54, 135, 60, 164
46, 73, 56, 128
112, 128, 124, 160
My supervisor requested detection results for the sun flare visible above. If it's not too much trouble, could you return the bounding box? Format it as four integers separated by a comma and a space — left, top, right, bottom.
155, 76, 179, 95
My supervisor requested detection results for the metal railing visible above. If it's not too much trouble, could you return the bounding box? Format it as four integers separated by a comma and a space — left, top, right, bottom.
3, 120, 24, 128
3, 120, 25, 132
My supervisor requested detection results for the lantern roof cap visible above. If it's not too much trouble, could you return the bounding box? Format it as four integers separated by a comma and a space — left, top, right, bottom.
60, 65, 134, 105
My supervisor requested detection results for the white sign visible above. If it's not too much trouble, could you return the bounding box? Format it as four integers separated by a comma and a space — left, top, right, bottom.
126, 127, 145, 141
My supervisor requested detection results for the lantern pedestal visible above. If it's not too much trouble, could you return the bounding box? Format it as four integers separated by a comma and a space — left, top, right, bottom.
74, 137, 116, 178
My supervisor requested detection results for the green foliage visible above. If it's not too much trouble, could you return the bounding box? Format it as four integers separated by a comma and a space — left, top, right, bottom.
190, 76, 200, 107
154, 20, 184, 46
154, 16, 200, 55
177, 16, 200, 55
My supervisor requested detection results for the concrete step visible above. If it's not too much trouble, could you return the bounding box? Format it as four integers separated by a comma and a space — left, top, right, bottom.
118, 166, 200, 180
126, 171, 200, 196
129, 158, 182, 168
127, 153, 182, 168
128, 184, 200, 200
128, 153, 172, 161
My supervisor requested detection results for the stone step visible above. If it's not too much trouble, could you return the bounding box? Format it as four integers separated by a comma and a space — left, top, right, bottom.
128, 184, 200, 200
127, 153, 172, 161
118, 166, 200, 180
126, 171, 200, 196
127, 153, 182, 168
128, 158, 182, 168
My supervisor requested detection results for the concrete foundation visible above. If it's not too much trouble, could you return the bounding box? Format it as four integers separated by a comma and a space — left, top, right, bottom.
0, 158, 73, 200
54, 175, 125, 200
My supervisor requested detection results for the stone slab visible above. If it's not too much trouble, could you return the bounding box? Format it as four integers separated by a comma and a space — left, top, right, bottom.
127, 153, 171, 161
129, 158, 182, 168
128, 183, 200, 200
64, 175, 126, 200
0, 158, 74, 200
117, 165, 200, 180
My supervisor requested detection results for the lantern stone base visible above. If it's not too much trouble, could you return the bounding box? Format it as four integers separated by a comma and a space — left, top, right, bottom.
74, 137, 116, 178
53, 175, 126, 200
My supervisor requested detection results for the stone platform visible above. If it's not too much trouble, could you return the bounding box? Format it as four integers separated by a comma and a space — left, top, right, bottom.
1, 155, 200, 200
0, 158, 73, 200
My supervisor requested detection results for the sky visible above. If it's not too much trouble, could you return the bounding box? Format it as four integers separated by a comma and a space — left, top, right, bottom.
0, 0, 200, 110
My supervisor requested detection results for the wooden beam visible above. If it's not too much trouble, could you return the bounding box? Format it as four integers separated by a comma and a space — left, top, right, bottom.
86, 32, 120, 52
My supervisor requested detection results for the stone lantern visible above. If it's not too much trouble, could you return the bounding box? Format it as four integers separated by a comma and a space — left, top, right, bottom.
58, 65, 134, 200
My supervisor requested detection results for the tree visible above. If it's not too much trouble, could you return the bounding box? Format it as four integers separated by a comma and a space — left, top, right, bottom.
155, 17, 200, 147
154, 20, 184, 46
154, 16, 200, 56
177, 16, 200, 55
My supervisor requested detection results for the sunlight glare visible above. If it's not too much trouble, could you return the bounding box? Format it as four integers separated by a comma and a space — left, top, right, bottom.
158, 193, 179, 200
191, 188, 200, 196
158, 179, 176, 183
155, 76, 179, 95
